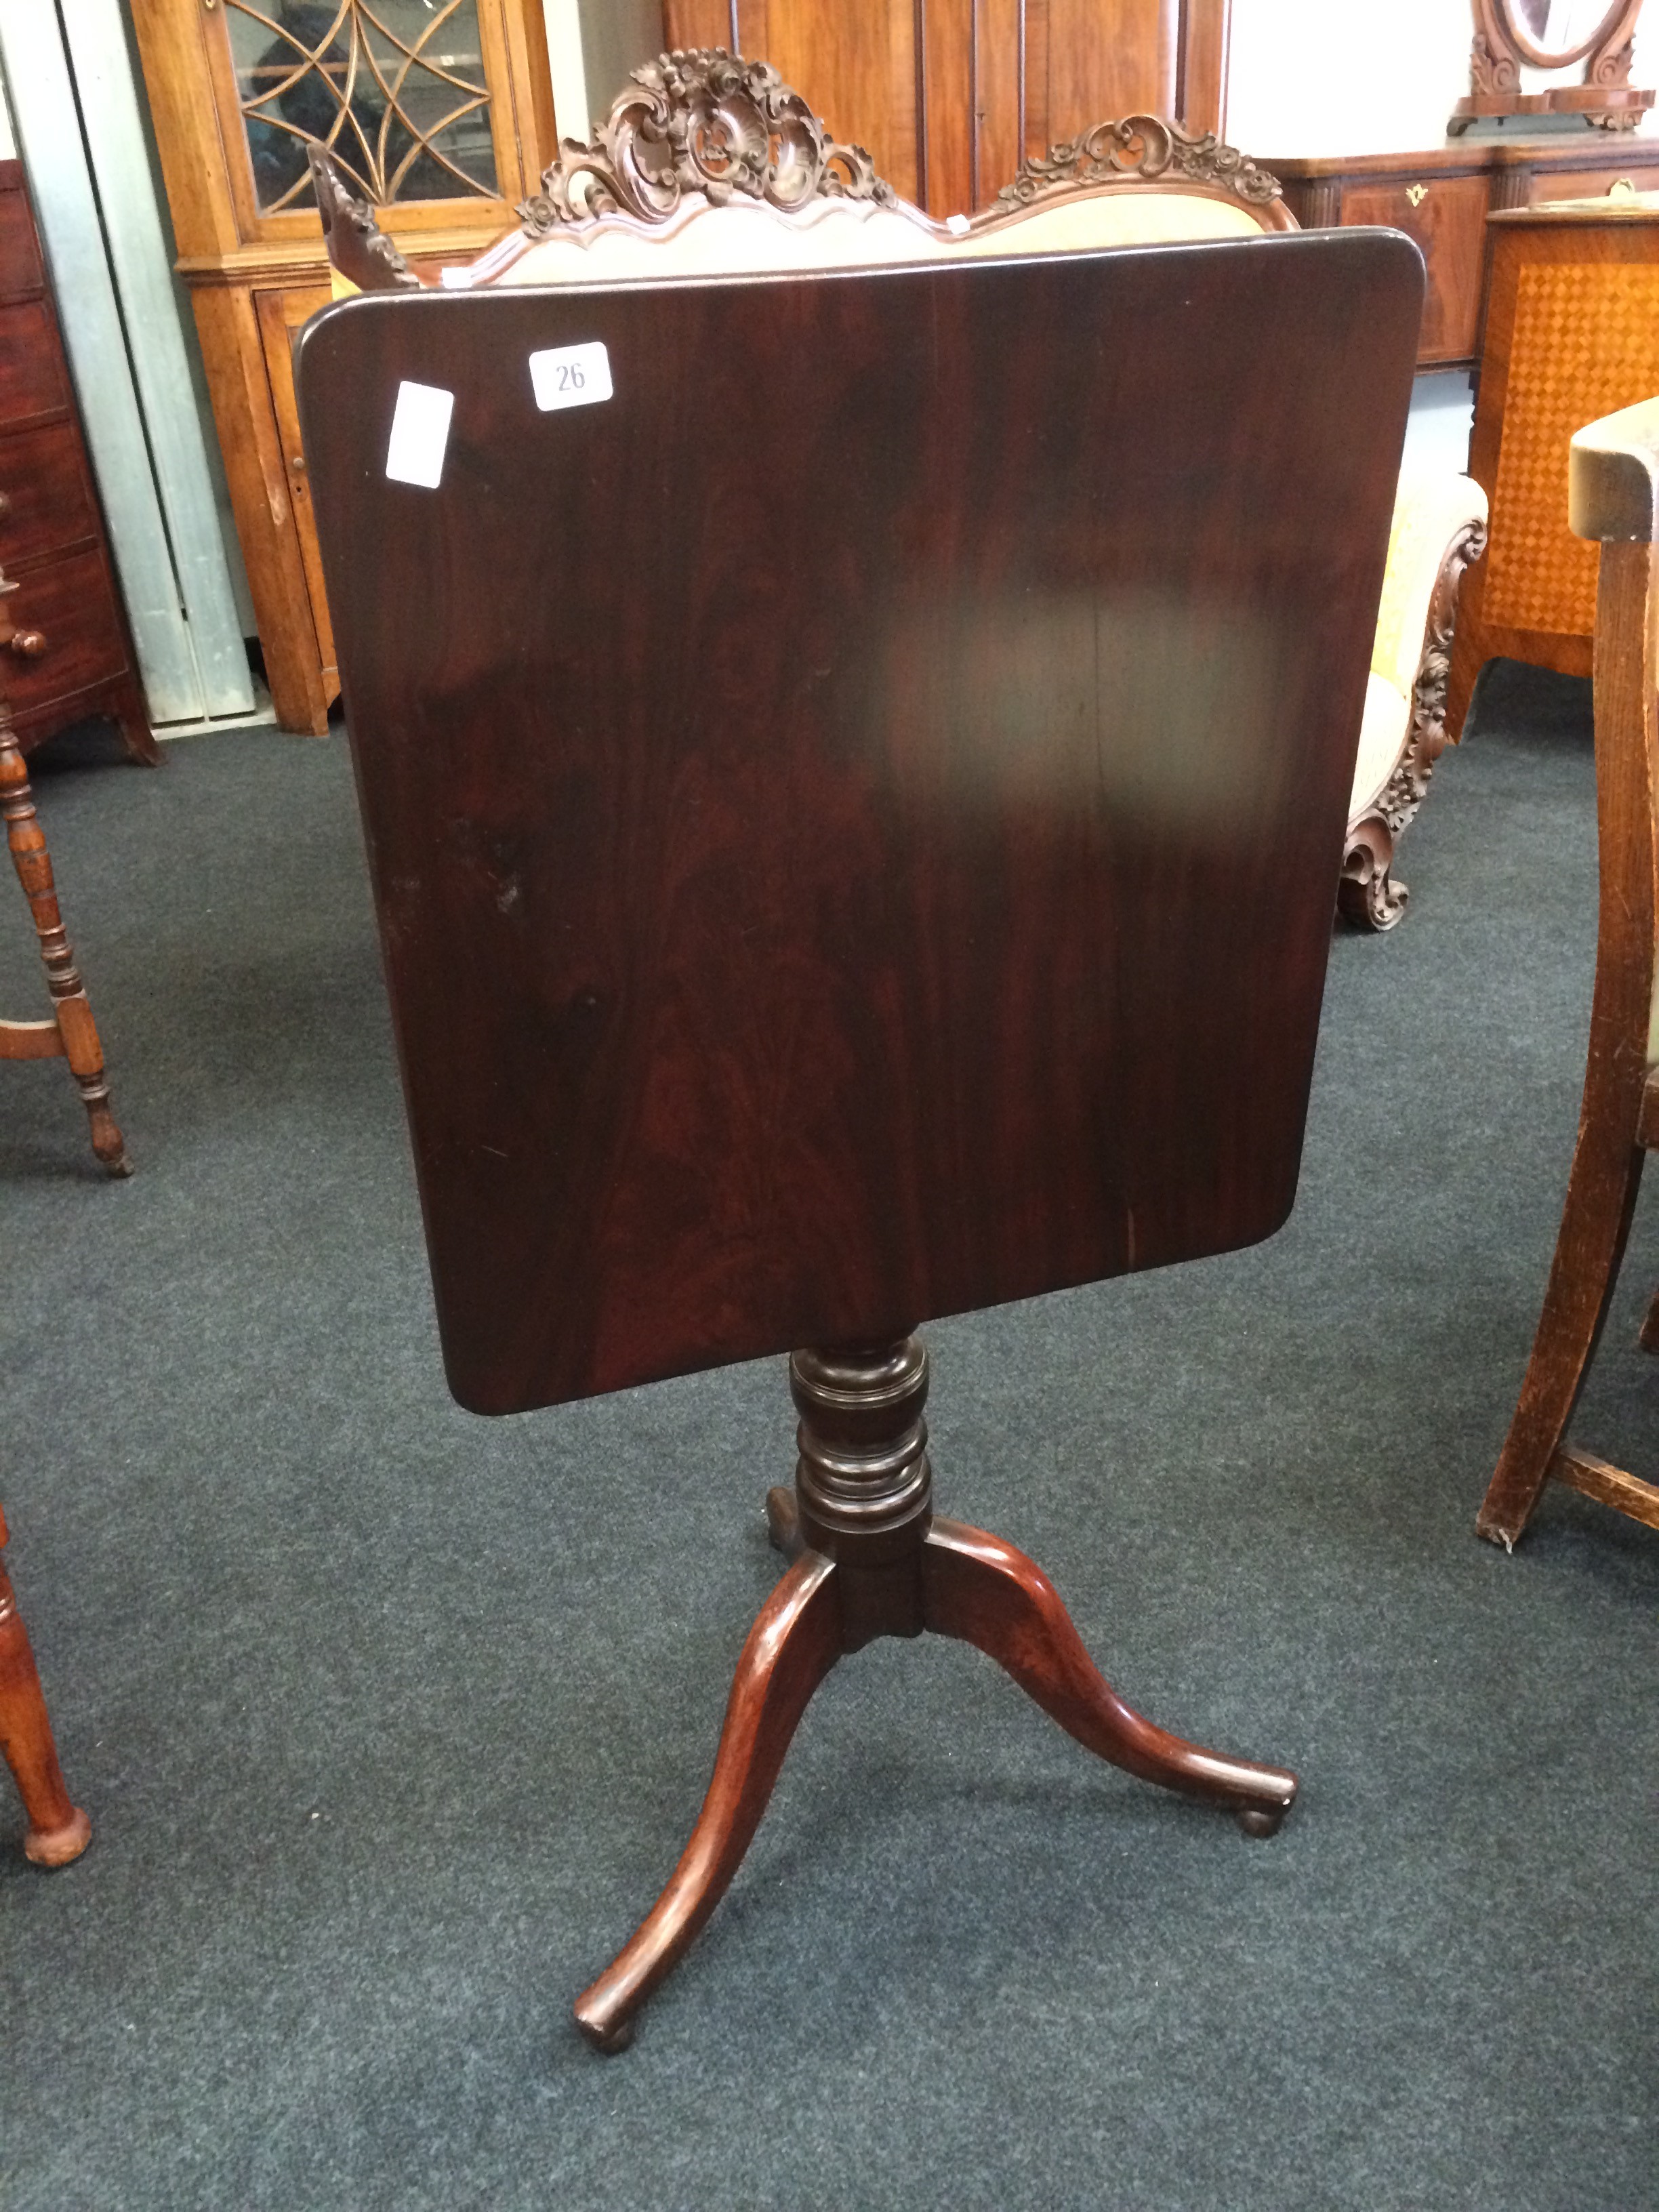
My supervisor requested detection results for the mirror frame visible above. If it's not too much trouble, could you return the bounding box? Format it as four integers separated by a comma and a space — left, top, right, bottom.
1500, 0, 1633, 68
1454, 0, 1652, 131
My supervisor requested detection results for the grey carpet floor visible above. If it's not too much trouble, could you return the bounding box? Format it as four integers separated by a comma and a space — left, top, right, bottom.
1, 662, 1654, 2211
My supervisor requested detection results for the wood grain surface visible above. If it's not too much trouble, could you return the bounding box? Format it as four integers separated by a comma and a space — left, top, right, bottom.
298, 231, 1421, 1412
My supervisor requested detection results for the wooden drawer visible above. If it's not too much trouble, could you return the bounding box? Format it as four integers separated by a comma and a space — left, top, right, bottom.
0, 300, 70, 425
0, 420, 98, 565
1528, 163, 1657, 206
1338, 174, 1488, 364
0, 183, 44, 298
1, 545, 129, 716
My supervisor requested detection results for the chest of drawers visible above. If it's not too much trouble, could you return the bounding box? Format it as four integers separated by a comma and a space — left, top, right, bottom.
0, 160, 153, 762
1268, 138, 1659, 369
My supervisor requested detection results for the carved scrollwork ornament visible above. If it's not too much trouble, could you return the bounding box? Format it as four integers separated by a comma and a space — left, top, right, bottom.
518, 49, 895, 237
306, 146, 422, 291
1593, 37, 1638, 87
996, 113, 1284, 213
1338, 518, 1487, 933
1469, 31, 1521, 96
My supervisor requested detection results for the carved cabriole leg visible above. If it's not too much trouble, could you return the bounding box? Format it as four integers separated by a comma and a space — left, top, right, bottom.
579, 1334, 1298, 2050
0, 706, 132, 1176
0, 1507, 91, 1868
1338, 812, 1407, 931
1340, 516, 1488, 933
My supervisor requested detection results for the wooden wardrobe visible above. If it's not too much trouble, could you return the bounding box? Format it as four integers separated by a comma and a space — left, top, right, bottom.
665, 2, 1233, 216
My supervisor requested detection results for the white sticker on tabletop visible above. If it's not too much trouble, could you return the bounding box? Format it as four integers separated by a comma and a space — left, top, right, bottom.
529, 342, 613, 413
384, 380, 454, 489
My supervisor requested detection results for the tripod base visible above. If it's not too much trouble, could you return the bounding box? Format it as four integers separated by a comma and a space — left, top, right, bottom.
574, 1338, 1296, 2053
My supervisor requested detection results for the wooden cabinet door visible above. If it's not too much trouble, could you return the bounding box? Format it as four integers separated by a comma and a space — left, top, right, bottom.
666, 0, 1230, 213
255, 285, 337, 701
1338, 175, 1488, 365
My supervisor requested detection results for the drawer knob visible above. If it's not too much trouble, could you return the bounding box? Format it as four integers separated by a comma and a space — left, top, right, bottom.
5, 626, 45, 658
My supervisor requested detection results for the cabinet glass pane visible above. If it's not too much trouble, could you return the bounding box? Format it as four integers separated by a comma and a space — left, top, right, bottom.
226, 1, 499, 213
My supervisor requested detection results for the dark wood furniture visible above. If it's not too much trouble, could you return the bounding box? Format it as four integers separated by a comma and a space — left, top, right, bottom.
1269, 137, 1659, 371
0, 1501, 91, 1866
128, 0, 559, 734
0, 162, 152, 766
1450, 0, 1652, 136
663, 0, 1233, 215
1448, 198, 1659, 737
298, 211, 1420, 2045
0, 685, 131, 1176
1478, 395, 1659, 1548
313, 62, 1481, 939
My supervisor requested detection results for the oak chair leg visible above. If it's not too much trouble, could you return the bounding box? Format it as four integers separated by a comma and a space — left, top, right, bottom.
0, 708, 131, 1176
0, 1510, 90, 1868
577, 1338, 1296, 2050
1477, 1126, 1645, 1548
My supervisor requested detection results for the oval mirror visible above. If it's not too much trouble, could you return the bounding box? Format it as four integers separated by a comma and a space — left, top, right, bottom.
1502, 0, 1634, 66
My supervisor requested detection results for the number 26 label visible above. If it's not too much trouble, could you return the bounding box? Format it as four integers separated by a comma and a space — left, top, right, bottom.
529, 342, 613, 413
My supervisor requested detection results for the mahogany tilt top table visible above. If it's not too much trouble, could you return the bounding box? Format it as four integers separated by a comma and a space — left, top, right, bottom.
298, 228, 1422, 2049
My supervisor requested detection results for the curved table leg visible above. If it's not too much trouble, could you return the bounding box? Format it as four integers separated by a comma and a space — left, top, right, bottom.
921, 1517, 1297, 1835
574, 1549, 840, 2053
764, 1485, 804, 1561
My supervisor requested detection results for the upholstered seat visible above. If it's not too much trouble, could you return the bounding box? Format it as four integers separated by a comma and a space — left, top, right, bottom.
312, 55, 1484, 928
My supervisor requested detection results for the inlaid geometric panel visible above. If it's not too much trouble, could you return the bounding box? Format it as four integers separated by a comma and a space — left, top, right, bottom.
227, 0, 499, 214
1485, 262, 1659, 635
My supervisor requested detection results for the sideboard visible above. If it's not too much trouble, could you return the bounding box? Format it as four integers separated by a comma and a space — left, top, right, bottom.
1268, 137, 1659, 369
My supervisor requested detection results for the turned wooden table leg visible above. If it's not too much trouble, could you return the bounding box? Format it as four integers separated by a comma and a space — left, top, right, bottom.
0, 1508, 90, 1868
0, 703, 131, 1176
922, 1517, 1297, 1833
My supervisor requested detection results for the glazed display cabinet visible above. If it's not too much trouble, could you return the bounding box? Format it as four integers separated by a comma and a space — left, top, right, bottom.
131, 0, 556, 732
